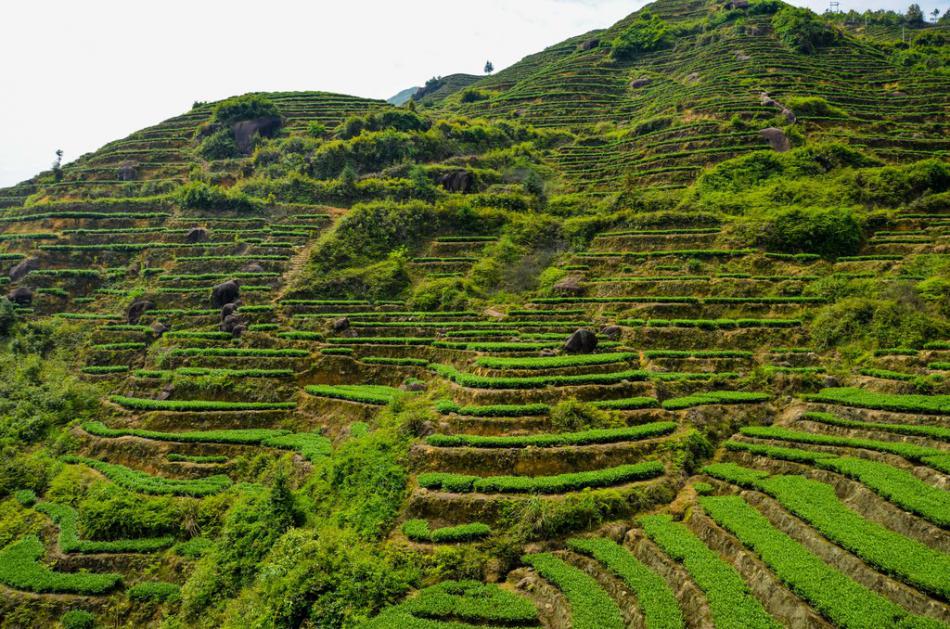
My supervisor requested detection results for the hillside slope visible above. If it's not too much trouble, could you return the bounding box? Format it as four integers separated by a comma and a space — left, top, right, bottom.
0, 0, 948, 627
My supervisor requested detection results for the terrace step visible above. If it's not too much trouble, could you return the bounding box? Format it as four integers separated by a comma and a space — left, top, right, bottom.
713, 482, 950, 623
684, 507, 832, 628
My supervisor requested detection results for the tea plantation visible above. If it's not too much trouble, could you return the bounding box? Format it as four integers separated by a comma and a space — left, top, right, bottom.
0, 0, 949, 626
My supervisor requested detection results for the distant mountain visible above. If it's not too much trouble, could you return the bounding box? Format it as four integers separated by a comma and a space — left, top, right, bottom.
387, 86, 420, 106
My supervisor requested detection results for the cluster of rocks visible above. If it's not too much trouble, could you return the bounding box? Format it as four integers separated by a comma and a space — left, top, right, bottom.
213, 280, 246, 337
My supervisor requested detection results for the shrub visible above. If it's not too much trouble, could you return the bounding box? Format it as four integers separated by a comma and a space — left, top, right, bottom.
37, 501, 174, 553
662, 391, 769, 410
611, 12, 673, 60
109, 396, 296, 412
474, 352, 638, 370
784, 96, 846, 117
700, 495, 936, 629
417, 461, 664, 494
639, 515, 776, 628
705, 464, 950, 598
197, 128, 239, 160
61, 610, 97, 629
304, 384, 405, 405
757, 206, 862, 258
211, 94, 279, 125
772, 6, 840, 53
811, 298, 947, 350
63, 456, 232, 497
426, 421, 676, 448
804, 387, 950, 414
459, 88, 489, 103
401, 519, 491, 542
522, 553, 624, 629
128, 580, 181, 602
0, 535, 120, 594
568, 537, 683, 629
176, 182, 261, 212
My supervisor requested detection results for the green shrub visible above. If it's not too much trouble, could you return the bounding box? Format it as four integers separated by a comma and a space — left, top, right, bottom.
14, 489, 37, 507
0, 535, 120, 594
426, 421, 676, 448
197, 128, 239, 160
109, 396, 296, 412
418, 461, 663, 494
304, 384, 404, 405
401, 519, 491, 542
700, 495, 938, 629
811, 298, 947, 350
704, 464, 950, 598
804, 387, 950, 414
211, 94, 279, 125
36, 501, 173, 553
568, 537, 683, 629
61, 610, 97, 629
63, 456, 232, 497
802, 411, 950, 440
784, 96, 846, 117
662, 391, 769, 410
611, 12, 673, 60
523, 553, 624, 629
176, 182, 262, 212
639, 515, 777, 628
772, 6, 840, 53
757, 206, 862, 258
363, 579, 536, 628
475, 351, 637, 370
128, 580, 181, 602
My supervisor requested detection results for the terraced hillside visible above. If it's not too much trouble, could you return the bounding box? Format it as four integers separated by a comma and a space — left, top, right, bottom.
0, 0, 948, 627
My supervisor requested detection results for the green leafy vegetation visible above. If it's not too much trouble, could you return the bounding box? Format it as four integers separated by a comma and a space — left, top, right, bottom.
639, 514, 779, 628
568, 537, 684, 629
522, 553, 624, 629
0, 535, 121, 594
700, 495, 943, 629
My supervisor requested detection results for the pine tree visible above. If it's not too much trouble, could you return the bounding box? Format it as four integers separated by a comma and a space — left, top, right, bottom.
484, 60, 494, 74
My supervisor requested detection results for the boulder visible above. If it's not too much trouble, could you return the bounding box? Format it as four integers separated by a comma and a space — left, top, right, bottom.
220, 302, 240, 320
724, 0, 749, 8
601, 325, 622, 340
332, 317, 351, 332
8, 257, 39, 282
241, 261, 265, 274
734, 50, 751, 61
578, 38, 600, 51
540, 348, 559, 357
7, 287, 32, 306
564, 328, 598, 354
553, 275, 585, 296
405, 381, 426, 392
684, 72, 701, 84
116, 161, 138, 181
220, 312, 247, 337
211, 280, 241, 308
437, 170, 476, 194
232, 116, 282, 155
185, 227, 209, 243
760, 127, 791, 153
150, 321, 170, 337
630, 77, 652, 88
127, 299, 155, 325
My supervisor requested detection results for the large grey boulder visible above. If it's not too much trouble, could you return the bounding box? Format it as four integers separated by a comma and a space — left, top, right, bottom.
211, 280, 241, 308
9, 257, 39, 282
564, 329, 598, 354
760, 127, 791, 153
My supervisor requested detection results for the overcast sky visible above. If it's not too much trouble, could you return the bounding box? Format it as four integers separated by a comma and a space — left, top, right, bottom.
1, 0, 945, 188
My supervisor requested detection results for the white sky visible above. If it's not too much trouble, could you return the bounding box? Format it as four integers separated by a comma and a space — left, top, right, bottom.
1, 0, 945, 188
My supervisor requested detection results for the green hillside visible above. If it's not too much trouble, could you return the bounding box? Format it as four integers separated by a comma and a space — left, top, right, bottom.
0, 1, 949, 627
